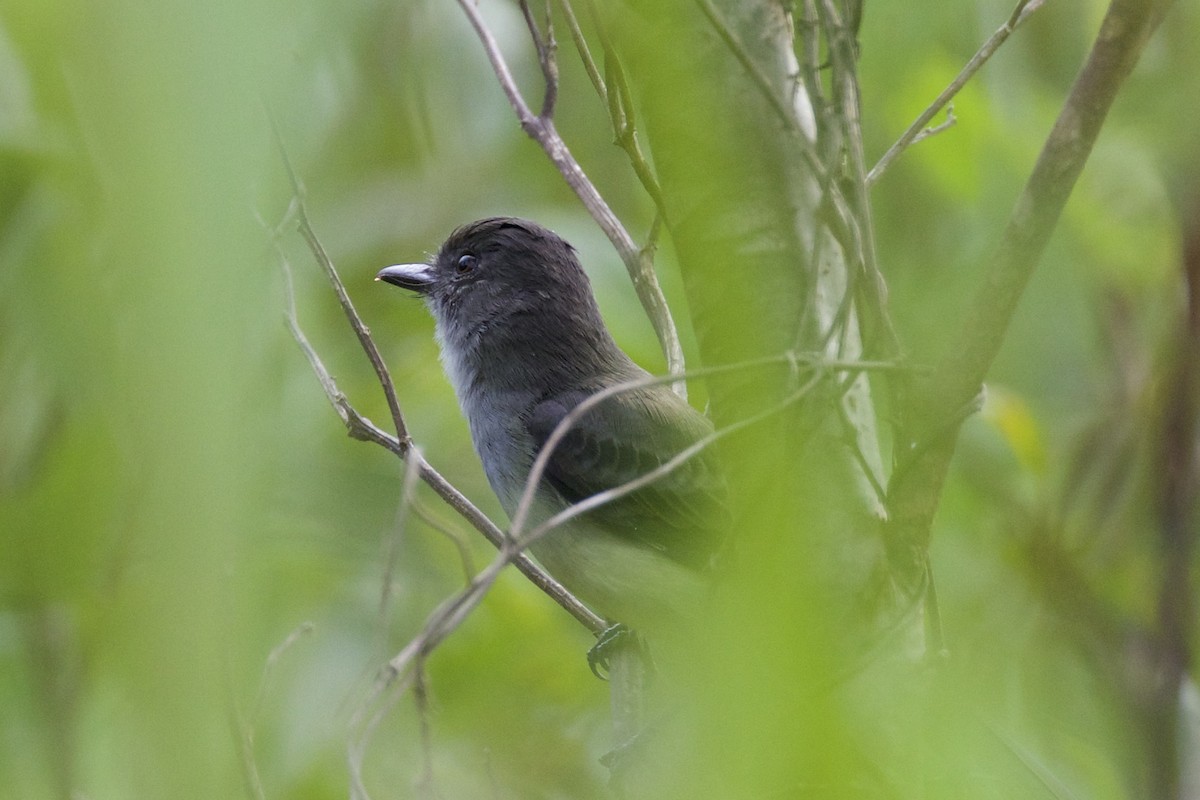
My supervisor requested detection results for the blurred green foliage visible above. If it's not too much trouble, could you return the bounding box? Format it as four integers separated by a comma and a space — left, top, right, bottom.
0, 0, 1196, 798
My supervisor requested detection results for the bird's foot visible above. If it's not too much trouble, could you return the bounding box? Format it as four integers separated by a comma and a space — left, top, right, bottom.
587, 623, 654, 681
588, 623, 631, 680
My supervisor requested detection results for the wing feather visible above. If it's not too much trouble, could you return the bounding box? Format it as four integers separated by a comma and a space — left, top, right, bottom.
524, 386, 727, 570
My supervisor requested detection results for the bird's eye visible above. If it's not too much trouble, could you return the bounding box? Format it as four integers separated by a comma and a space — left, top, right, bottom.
456, 254, 478, 274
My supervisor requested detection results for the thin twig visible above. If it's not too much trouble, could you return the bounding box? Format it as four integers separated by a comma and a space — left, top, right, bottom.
558, 0, 605, 99
412, 500, 478, 584
642, 213, 663, 263
281, 254, 400, 450
518, 0, 558, 118
378, 448, 425, 634
910, 105, 957, 147
413, 664, 439, 800
235, 621, 315, 800
796, 0, 826, 122
254, 622, 315, 722
778, 4, 819, 141
867, 0, 1046, 186
817, 0, 902, 361
695, 0, 874, 359
573, 0, 669, 219
349, 666, 413, 800
347, 559, 512, 798
454, 0, 686, 387
272, 135, 411, 445
379, 549, 515, 686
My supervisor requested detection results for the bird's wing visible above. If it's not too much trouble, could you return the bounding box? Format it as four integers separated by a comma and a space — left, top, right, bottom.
524, 385, 727, 571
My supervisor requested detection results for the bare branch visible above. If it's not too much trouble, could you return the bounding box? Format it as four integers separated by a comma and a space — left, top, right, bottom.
344, 543, 520, 797
412, 665, 438, 800
348, 666, 412, 800
519, 0, 558, 118
273, 138, 411, 445
412, 500, 478, 584
378, 448, 425, 634
375, 548, 516, 699
909, 104, 958, 148
867, 0, 1046, 186
816, 0, 901, 361
255, 622, 315, 720
567, 0, 669, 220
455, 0, 687, 387
235, 621, 314, 800
280, 255, 403, 451
795, 0, 826, 116
558, 0, 605, 99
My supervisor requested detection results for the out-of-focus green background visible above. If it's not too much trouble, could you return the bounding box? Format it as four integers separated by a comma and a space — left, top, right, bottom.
0, 0, 1195, 798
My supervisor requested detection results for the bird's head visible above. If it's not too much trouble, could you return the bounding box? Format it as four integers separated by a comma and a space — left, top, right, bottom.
377, 217, 611, 361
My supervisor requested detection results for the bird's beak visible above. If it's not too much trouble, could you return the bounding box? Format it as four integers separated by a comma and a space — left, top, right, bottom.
375, 263, 436, 294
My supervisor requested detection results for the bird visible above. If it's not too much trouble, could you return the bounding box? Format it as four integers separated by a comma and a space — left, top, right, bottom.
376, 217, 726, 651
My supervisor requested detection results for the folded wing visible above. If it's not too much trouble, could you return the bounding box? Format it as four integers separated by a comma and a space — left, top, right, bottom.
524, 385, 728, 571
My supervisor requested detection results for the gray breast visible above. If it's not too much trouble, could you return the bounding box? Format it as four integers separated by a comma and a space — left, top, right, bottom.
456, 384, 540, 517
